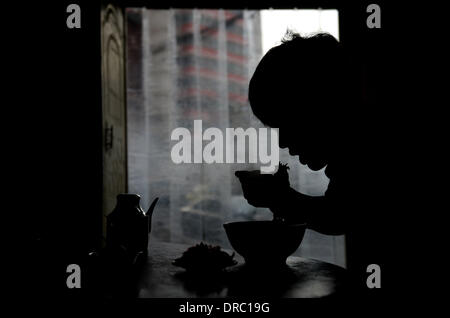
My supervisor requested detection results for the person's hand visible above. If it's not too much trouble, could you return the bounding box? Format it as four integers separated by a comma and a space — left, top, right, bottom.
235, 163, 290, 209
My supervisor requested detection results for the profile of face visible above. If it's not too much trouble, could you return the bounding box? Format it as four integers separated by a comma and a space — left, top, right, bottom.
278, 123, 330, 171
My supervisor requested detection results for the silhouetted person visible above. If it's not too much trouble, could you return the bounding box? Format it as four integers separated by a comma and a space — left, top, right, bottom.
236, 32, 385, 294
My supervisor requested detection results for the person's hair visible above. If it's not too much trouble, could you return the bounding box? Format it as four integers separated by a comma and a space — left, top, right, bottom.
248, 31, 353, 129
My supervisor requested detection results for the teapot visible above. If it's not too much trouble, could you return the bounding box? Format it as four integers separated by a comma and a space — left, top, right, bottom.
106, 194, 159, 264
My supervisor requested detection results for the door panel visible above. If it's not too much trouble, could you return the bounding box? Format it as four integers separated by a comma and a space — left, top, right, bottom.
101, 4, 127, 241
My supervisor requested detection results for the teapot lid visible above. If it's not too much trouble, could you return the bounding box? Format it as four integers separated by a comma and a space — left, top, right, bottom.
108, 193, 145, 219
116, 193, 141, 205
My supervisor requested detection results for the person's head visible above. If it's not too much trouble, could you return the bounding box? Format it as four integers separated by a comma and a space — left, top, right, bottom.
249, 31, 354, 171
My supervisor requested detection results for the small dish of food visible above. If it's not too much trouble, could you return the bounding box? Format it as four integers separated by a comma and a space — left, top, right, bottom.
173, 242, 237, 273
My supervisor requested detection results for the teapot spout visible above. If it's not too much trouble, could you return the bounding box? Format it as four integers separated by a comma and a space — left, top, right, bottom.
146, 197, 159, 217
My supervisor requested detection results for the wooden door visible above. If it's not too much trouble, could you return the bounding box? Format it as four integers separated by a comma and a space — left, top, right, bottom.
101, 4, 127, 242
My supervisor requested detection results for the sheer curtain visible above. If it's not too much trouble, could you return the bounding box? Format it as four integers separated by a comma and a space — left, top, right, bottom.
126, 8, 346, 267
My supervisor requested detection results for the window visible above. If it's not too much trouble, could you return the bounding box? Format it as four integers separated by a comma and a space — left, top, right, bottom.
126, 8, 346, 267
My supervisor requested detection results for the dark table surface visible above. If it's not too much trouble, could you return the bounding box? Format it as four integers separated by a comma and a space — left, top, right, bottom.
134, 241, 350, 298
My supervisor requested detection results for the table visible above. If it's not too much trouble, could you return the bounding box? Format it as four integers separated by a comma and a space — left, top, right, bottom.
135, 241, 350, 298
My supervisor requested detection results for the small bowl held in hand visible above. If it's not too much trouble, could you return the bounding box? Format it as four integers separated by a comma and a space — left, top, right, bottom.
223, 221, 306, 268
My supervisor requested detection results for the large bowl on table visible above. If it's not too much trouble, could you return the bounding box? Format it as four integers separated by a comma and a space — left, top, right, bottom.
223, 221, 306, 268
